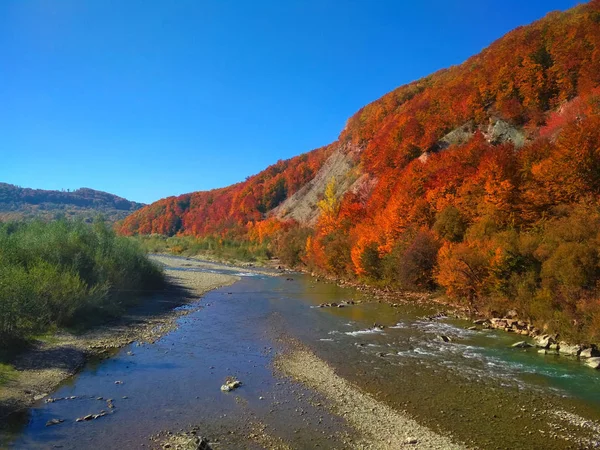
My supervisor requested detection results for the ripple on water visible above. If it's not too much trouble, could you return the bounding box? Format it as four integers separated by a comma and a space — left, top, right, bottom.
345, 328, 386, 337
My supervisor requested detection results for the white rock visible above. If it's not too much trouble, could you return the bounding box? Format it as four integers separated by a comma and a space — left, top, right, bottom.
580, 347, 600, 358
585, 357, 600, 369
511, 341, 533, 348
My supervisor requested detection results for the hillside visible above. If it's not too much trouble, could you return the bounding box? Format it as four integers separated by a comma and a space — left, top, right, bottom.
119, 1, 600, 341
0, 183, 143, 222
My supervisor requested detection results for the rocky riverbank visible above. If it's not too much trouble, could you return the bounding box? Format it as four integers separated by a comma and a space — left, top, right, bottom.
471, 316, 600, 370
0, 256, 241, 424
302, 270, 600, 373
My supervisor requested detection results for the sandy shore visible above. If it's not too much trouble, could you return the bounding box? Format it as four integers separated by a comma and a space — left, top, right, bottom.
0, 255, 240, 423
275, 347, 466, 450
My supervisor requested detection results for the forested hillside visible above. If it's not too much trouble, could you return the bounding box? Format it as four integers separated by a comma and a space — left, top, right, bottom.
119, 1, 600, 341
0, 183, 143, 222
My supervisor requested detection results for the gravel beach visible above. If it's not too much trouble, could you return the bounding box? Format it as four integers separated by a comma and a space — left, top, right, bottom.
276, 347, 466, 450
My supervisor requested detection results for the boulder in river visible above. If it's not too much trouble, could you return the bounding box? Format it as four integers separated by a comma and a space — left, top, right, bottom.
220, 378, 242, 392
437, 335, 452, 343
585, 357, 600, 370
511, 341, 533, 348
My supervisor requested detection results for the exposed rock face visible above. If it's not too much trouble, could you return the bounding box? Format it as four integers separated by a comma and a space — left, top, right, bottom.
421, 117, 528, 165
272, 145, 360, 225
483, 117, 527, 148
436, 121, 476, 151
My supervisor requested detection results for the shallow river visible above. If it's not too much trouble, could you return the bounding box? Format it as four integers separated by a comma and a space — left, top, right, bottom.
2, 263, 600, 449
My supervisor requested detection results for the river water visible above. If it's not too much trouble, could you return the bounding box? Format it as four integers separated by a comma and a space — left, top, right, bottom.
2, 263, 600, 449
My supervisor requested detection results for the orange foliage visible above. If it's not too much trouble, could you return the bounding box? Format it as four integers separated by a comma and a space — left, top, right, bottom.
118, 2, 600, 338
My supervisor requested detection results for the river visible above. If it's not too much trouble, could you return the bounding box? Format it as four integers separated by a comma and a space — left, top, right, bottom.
2, 260, 600, 449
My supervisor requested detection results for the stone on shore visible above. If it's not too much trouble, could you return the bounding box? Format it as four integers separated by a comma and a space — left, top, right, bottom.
580, 347, 600, 358
558, 342, 581, 356
534, 335, 555, 349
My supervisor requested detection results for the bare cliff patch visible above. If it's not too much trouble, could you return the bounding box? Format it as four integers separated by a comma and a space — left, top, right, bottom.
272, 144, 362, 225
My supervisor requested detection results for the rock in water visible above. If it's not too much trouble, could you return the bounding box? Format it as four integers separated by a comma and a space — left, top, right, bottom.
46, 418, 64, 427
437, 335, 451, 343
511, 341, 533, 348
220, 378, 242, 392
585, 357, 600, 370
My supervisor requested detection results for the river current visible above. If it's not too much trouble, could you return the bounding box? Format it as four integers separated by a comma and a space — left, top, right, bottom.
2, 262, 600, 449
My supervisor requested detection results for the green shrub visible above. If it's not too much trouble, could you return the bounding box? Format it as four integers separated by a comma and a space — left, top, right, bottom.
0, 218, 164, 345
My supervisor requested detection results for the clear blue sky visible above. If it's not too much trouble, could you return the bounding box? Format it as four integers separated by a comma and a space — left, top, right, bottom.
1, 0, 582, 204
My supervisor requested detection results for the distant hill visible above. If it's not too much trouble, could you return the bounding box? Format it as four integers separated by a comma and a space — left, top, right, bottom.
0, 183, 144, 222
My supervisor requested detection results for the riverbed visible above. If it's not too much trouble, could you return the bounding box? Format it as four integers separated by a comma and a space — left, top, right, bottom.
2, 257, 600, 449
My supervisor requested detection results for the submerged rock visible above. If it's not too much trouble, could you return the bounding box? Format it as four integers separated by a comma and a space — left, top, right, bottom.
46, 418, 64, 427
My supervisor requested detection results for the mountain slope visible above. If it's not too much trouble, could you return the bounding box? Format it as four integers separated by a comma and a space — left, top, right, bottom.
119, 1, 600, 340
0, 183, 143, 222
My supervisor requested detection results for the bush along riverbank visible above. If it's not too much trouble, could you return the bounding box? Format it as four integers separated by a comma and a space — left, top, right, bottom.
0, 218, 165, 351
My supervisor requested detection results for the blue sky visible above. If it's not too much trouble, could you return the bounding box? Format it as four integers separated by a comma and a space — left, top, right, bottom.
1, 0, 582, 204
